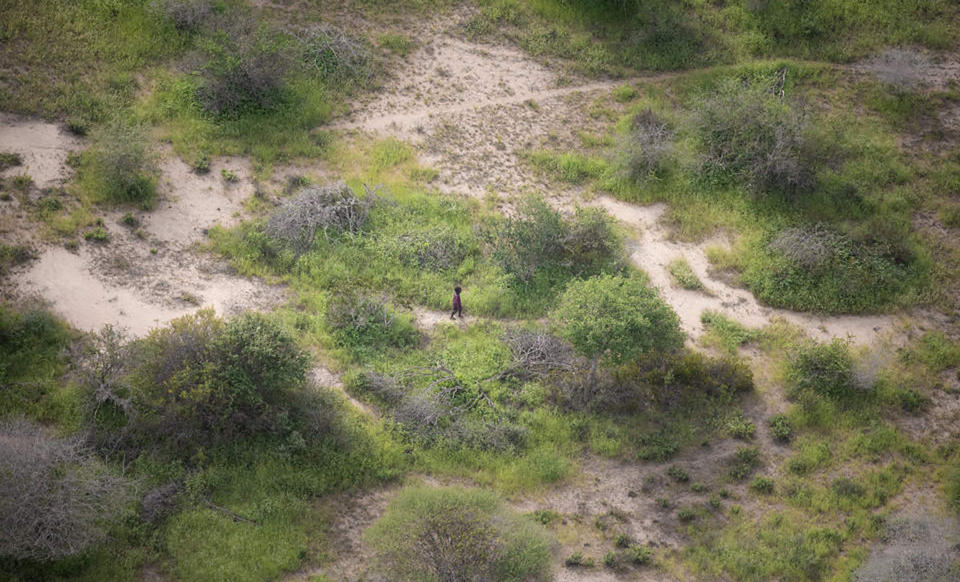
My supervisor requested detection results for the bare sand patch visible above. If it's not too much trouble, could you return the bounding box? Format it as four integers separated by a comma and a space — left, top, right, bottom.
0, 114, 83, 188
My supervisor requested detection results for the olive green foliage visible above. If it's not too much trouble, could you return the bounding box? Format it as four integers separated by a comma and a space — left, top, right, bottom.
0, 153, 22, 172
0, 306, 70, 421
83, 310, 314, 457
327, 293, 418, 355
741, 224, 912, 313
611, 109, 674, 182
667, 258, 703, 291
695, 79, 817, 197
80, 118, 158, 207
787, 339, 857, 400
484, 196, 621, 283
366, 486, 553, 582
551, 274, 683, 366
197, 22, 294, 117
0, 243, 35, 277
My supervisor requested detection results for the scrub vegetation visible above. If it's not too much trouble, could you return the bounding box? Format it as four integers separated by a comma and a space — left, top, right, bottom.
2, 1, 960, 581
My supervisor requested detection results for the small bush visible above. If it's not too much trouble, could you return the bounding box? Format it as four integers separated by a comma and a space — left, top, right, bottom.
484, 196, 621, 282
83, 226, 109, 242
667, 258, 704, 290
83, 118, 158, 207
751, 476, 774, 494
380, 225, 468, 271
667, 465, 690, 483
296, 24, 375, 87
327, 293, 416, 352
788, 339, 857, 399
0, 418, 131, 561
614, 533, 631, 548
365, 486, 554, 582
677, 509, 696, 522
695, 78, 817, 197
565, 551, 593, 567
0, 243, 34, 276
611, 109, 673, 181
769, 414, 793, 443
730, 446, 762, 480
155, 0, 214, 32
628, 545, 652, 565
831, 477, 865, 499
266, 182, 377, 254
197, 23, 295, 117
0, 152, 22, 171
726, 415, 756, 440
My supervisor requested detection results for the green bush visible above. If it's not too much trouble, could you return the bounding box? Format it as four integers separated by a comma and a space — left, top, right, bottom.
82, 118, 158, 207
327, 293, 417, 354
695, 79, 818, 198
730, 446, 762, 481
81, 310, 321, 457
197, 22, 294, 117
611, 109, 673, 182
742, 224, 913, 313
667, 258, 704, 291
751, 476, 774, 494
484, 196, 621, 283
787, 339, 857, 400
0, 152, 22, 172
552, 274, 683, 377
726, 415, 756, 440
667, 465, 690, 483
0, 307, 69, 419
769, 414, 793, 443
366, 486, 554, 582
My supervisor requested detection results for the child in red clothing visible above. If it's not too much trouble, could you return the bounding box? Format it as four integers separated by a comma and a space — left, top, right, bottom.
450, 286, 462, 319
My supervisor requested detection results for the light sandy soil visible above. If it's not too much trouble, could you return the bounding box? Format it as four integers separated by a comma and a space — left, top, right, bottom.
5, 126, 286, 336
593, 195, 907, 345
0, 113, 83, 188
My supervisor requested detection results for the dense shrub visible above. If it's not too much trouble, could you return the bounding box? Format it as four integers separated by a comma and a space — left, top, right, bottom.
197, 22, 295, 117
743, 224, 913, 313
695, 79, 817, 197
366, 486, 553, 582
0, 152, 22, 171
327, 293, 417, 352
155, 0, 215, 31
484, 196, 620, 282
83, 118, 158, 207
611, 109, 673, 181
80, 310, 321, 457
769, 414, 793, 443
551, 275, 683, 377
266, 183, 377, 254
729, 446, 762, 480
787, 339, 857, 400
0, 418, 130, 561
380, 225, 468, 271
295, 24, 375, 88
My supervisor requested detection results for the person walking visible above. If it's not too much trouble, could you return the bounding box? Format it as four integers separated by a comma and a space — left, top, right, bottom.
450, 286, 462, 319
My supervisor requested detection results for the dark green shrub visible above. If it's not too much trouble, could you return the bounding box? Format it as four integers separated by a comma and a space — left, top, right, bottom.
745, 224, 912, 313
611, 109, 673, 182
0, 152, 22, 172
667, 465, 690, 483
365, 486, 554, 582
788, 339, 857, 399
197, 23, 294, 117
326, 293, 417, 352
677, 509, 696, 522
614, 533, 631, 548
637, 431, 679, 462
896, 388, 928, 414
831, 477, 865, 499
380, 225, 469, 271
751, 476, 774, 494
0, 243, 35, 276
769, 414, 793, 443
80, 310, 318, 457
552, 274, 683, 377
695, 79, 817, 197
82, 118, 158, 207
83, 226, 109, 242
484, 196, 621, 282
730, 446, 762, 480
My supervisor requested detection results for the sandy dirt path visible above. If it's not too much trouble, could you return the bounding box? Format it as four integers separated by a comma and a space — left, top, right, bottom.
3, 118, 285, 336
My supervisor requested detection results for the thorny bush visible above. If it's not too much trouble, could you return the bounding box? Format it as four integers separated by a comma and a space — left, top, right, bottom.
266, 182, 378, 254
